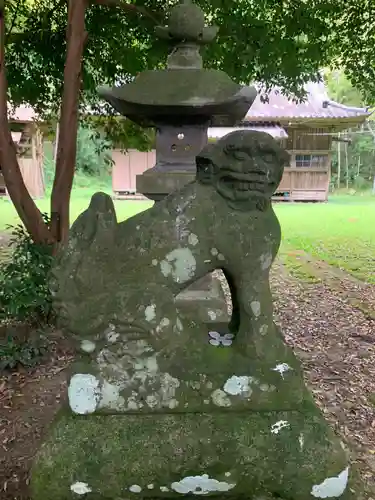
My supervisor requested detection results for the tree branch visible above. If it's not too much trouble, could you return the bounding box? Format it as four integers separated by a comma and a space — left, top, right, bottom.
0, 2, 52, 243
5, 0, 161, 46
50, 0, 88, 243
89, 0, 161, 25
5, 0, 22, 44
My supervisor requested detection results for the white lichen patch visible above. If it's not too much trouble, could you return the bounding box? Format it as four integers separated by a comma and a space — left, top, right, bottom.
250, 301, 261, 317
80, 340, 96, 353
223, 376, 253, 396
147, 484, 154, 490
218, 253, 225, 261
171, 474, 235, 495
127, 394, 142, 410
160, 486, 170, 492
188, 233, 199, 246
145, 304, 157, 322
160, 373, 180, 401
70, 482, 92, 495
104, 323, 119, 343
134, 355, 158, 375
96, 340, 182, 411
211, 248, 218, 256
159, 317, 170, 329
160, 248, 196, 283
259, 383, 271, 392
98, 380, 125, 410
311, 467, 349, 498
68, 374, 100, 415
208, 310, 217, 321
259, 324, 268, 336
106, 330, 120, 343
272, 363, 292, 378
211, 389, 231, 407
190, 381, 201, 390
260, 252, 272, 270
175, 317, 183, 332
146, 395, 159, 408
270, 420, 290, 435
225, 472, 231, 477
129, 485, 142, 493
145, 373, 180, 409
299, 433, 304, 450
152, 259, 158, 266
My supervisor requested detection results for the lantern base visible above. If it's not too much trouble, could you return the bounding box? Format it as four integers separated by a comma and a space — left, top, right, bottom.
136, 171, 195, 202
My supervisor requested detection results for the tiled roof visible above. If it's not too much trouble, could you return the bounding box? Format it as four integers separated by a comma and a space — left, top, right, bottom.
245, 82, 370, 122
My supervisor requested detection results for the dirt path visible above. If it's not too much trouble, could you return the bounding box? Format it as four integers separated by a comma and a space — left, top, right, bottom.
0, 333, 74, 499
273, 261, 375, 498
282, 249, 375, 319
1, 252, 375, 498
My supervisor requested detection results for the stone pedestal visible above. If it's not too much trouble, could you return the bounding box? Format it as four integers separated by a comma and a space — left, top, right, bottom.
32, 409, 354, 500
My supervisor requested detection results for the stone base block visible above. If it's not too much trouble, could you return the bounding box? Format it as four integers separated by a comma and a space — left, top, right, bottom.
136, 171, 195, 202
175, 273, 229, 324
31, 408, 360, 500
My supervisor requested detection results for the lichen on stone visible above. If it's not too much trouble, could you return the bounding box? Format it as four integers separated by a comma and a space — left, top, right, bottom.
211, 389, 231, 407
171, 474, 235, 495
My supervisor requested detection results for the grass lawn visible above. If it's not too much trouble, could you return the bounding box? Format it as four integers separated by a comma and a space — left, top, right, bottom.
277, 195, 375, 283
0, 190, 152, 230
1, 189, 374, 283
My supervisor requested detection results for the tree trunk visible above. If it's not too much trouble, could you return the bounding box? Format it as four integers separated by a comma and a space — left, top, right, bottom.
345, 142, 349, 189
50, 0, 88, 244
0, 4, 52, 244
337, 134, 341, 189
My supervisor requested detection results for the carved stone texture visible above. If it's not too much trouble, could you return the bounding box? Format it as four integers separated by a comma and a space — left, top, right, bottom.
156, 0, 218, 70
155, 0, 218, 46
32, 131, 362, 500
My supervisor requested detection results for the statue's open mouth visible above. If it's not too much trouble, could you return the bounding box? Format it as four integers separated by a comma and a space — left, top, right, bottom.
217, 170, 272, 199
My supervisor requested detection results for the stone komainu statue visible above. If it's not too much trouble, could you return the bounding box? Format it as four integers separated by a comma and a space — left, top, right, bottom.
32, 131, 359, 500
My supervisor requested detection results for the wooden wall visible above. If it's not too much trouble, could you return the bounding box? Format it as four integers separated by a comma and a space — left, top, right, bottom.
284, 127, 332, 151
112, 149, 156, 199
274, 126, 332, 201
110, 126, 334, 202
0, 124, 45, 198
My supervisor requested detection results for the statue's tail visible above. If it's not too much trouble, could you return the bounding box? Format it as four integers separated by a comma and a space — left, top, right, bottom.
50, 192, 118, 320
68, 191, 118, 252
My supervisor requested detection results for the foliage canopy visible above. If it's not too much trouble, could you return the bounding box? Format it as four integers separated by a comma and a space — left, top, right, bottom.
5, 0, 375, 116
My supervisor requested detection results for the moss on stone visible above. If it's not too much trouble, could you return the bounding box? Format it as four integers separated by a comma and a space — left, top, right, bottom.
32, 410, 357, 500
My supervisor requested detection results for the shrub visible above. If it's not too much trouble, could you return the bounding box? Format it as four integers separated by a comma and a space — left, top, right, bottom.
0, 331, 49, 371
353, 175, 371, 191
76, 125, 113, 176
0, 214, 54, 325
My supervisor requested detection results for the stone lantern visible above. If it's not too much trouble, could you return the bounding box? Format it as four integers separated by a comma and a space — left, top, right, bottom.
98, 0, 257, 324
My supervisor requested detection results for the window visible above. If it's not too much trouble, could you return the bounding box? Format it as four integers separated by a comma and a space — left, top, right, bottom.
295, 154, 327, 168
